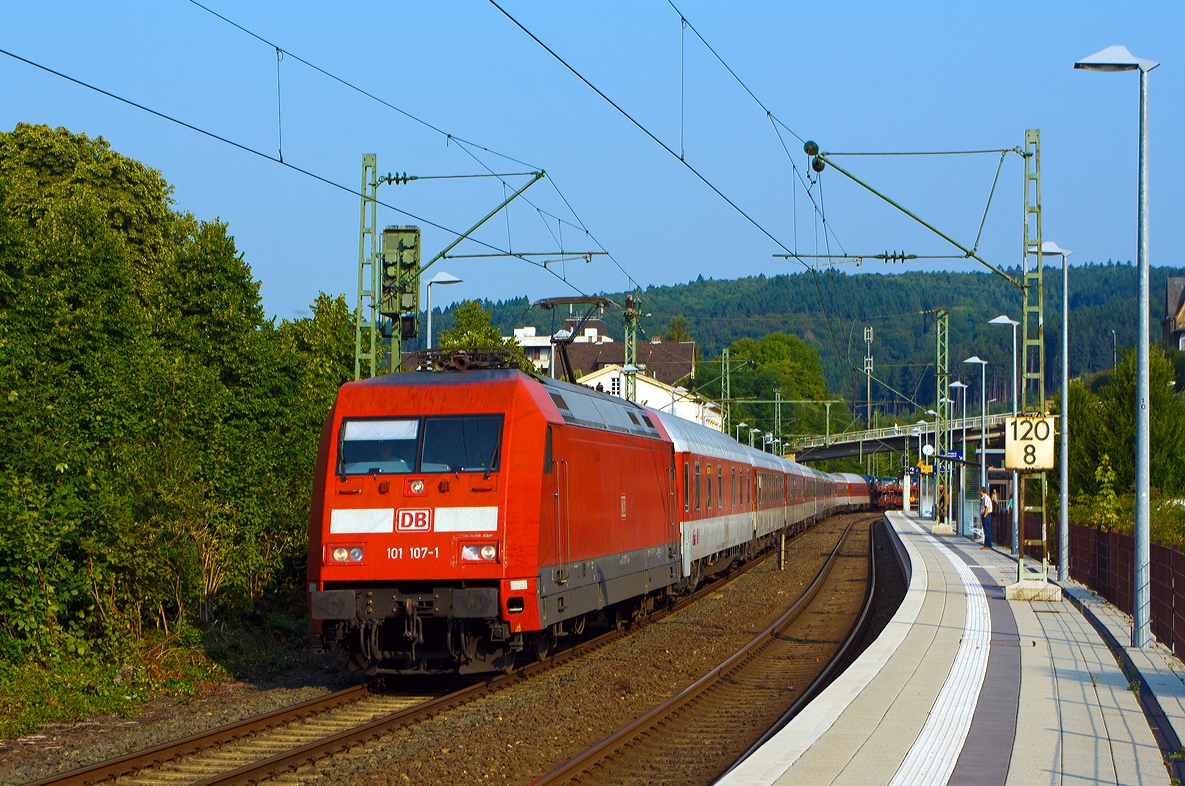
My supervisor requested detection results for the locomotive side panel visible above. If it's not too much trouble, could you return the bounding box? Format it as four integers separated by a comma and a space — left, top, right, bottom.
533, 400, 678, 629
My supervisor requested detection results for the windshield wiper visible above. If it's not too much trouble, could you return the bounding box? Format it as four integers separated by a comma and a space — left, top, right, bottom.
482, 430, 502, 479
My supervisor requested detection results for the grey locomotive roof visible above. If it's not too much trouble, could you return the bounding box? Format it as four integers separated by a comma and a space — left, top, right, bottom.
535, 376, 661, 439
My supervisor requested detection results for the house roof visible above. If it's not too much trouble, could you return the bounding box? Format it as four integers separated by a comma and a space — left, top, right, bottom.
1169, 277, 1185, 326
563, 340, 695, 386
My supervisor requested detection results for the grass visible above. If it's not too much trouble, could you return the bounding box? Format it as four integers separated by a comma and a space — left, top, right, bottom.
0, 604, 324, 741
0, 637, 224, 739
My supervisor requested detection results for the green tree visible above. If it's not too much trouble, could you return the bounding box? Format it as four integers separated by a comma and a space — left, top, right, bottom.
662, 315, 692, 343
0, 123, 356, 661
437, 300, 533, 373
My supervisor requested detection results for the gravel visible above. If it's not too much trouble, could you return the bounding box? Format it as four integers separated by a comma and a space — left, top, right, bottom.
0, 663, 364, 786
277, 514, 872, 786
0, 513, 887, 786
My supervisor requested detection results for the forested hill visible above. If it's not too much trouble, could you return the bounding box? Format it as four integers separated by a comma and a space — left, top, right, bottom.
433, 264, 1185, 408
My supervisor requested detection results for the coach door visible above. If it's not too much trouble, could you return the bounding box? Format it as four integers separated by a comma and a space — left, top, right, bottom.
668, 453, 678, 557
552, 451, 571, 585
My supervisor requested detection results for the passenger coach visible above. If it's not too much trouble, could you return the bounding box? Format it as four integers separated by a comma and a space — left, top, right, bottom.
307, 363, 870, 675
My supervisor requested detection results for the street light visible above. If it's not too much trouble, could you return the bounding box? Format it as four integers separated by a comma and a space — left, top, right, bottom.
939, 397, 956, 525
1077, 44, 1157, 648
964, 357, 988, 492
425, 271, 463, 349
950, 381, 968, 536
1044, 241, 1074, 581
735, 422, 748, 443
989, 314, 1020, 554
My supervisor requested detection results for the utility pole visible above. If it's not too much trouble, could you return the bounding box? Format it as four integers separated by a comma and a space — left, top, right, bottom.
721, 346, 730, 433
353, 156, 545, 379
774, 386, 782, 448
864, 327, 874, 428
1019, 128, 1050, 583
935, 309, 951, 526
624, 295, 639, 402
355, 155, 379, 380
865, 326, 874, 475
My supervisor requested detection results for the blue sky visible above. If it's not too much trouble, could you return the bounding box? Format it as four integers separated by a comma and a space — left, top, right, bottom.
2, 1, 1181, 320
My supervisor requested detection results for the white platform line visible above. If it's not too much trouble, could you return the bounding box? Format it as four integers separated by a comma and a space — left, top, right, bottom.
718, 513, 929, 785
889, 526, 991, 786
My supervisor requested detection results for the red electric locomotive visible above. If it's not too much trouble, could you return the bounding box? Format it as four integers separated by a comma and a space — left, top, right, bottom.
307, 363, 870, 675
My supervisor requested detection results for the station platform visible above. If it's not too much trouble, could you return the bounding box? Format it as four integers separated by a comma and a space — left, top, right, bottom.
721, 510, 1185, 786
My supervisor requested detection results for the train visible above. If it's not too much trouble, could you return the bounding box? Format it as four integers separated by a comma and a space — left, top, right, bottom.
307, 359, 873, 675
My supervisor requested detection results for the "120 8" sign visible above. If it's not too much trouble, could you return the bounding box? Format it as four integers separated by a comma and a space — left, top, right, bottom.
1004, 416, 1056, 471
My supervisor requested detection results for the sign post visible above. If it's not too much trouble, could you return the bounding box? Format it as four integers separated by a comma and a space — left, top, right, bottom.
1005, 415, 1059, 596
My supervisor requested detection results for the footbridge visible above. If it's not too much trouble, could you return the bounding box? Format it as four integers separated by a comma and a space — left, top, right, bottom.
788, 413, 1008, 463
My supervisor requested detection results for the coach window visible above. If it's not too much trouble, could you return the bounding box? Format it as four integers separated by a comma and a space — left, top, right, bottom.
684, 462, 690, 511
340, 418, 418, 475
695, 462, 701, 511
717, 465, 723, 509
746, 469, 751, 505
731, 467, 736, 507
706, 464, 713, 509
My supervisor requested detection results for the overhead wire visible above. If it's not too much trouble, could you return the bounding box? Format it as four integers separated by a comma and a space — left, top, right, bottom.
487, 0, 857, 396
0, 46, 592, 297
185, 0, 541, 171
186, 0, 633, 295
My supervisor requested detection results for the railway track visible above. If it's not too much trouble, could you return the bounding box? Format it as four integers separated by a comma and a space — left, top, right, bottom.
32, 528, 798, 786
533, 514, 877, 786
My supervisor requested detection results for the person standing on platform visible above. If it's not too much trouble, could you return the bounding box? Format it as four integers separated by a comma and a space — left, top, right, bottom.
980, 487, 994, 550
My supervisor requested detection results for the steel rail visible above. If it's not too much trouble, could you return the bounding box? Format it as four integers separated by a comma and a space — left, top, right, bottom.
722, 519, 880, 777
187, 548, 779, 786
531, 516, 871, 785
26, 681, 385, 786
34, 515, 847, 786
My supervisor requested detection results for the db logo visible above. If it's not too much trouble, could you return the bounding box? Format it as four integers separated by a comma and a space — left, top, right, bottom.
396, 508, 433, 532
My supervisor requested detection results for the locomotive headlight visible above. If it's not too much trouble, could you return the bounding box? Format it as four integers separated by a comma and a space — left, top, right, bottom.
332, 547, 349, 562
409, 479, 425, 494
461, 544, 498, 562
349, 546, 364, 562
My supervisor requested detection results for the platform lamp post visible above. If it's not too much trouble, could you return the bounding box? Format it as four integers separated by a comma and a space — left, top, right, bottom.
425, 271, 463, 349
1043, 241, 1074, 582
950, 381, 969, 535
735, 422, 748, 443
964, 357, 988, 495
916, 418, 931, 517
989, 315, 1020, 554
1077, 45, 1156, 647
749, 428, 761, 449
940, 397, 956, 526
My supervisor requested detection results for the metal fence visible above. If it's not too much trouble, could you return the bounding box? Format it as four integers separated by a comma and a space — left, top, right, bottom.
1068, 523, 1185, 655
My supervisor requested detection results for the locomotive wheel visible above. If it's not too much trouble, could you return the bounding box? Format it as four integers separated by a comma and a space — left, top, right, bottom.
531, 630, 551, 661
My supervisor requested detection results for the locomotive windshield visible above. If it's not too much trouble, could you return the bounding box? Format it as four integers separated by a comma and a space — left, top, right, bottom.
421, 415, 502, 473
340, 419, 419, 474
339, 415, 503, 475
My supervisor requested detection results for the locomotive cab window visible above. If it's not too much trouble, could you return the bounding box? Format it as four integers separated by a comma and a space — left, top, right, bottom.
340, 419, 419, 475
421, 415, 503, 473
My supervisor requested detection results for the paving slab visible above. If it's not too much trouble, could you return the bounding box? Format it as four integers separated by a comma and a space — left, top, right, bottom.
721, 514, 1176, 786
